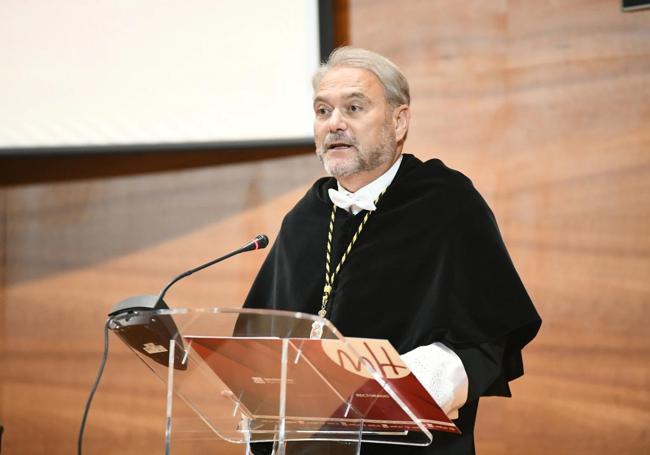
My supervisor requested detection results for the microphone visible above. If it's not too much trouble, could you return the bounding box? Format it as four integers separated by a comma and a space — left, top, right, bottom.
155, 233, 269, 305
80, 235, 269, 455
108, 234, 269, 317
106, 234, 269, 370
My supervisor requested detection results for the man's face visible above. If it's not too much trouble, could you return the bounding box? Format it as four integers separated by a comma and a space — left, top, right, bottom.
313, 67, 397, 178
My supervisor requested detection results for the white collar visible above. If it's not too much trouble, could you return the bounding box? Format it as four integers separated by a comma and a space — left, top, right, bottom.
329, 155, 402, 214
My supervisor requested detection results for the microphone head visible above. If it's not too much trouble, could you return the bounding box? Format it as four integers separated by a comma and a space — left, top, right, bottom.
255, 234, 269, 249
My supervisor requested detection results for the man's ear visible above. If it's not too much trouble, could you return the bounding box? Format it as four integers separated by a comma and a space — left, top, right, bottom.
394, 105, 410, 143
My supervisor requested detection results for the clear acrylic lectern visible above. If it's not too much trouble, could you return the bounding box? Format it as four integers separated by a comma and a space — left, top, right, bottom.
108, 308, 456, 454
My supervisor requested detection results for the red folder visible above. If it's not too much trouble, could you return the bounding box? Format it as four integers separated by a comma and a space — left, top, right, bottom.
186, 336, 460, 435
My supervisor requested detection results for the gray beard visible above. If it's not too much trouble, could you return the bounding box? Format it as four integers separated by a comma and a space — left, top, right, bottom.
317, 124, 397, 178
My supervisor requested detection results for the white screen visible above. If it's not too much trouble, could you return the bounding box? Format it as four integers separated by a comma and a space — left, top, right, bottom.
0, 0, 321, 151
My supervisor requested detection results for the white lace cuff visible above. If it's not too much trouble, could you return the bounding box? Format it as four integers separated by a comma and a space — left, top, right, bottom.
401, 342, 469, 420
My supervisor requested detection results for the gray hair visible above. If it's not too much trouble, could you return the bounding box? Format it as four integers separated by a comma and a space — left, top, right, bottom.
312, 46, 410, 107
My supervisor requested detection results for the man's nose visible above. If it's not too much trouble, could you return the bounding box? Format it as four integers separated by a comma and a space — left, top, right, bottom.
327, 108, 347, 132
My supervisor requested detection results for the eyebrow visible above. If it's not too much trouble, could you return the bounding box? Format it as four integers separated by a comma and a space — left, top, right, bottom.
313, 91, 372, 107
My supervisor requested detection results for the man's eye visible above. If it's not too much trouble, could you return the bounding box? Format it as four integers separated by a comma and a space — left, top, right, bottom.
349, 105, 362, 112
316, 107, 329, 116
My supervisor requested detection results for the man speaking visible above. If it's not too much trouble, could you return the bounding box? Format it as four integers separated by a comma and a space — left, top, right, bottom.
244, 47, 541, 454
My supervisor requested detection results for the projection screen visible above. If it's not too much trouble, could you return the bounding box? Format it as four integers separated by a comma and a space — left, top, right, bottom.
0, 0, 330, 155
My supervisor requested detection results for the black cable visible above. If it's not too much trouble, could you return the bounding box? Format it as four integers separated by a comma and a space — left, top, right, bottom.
77, 318, 111, 455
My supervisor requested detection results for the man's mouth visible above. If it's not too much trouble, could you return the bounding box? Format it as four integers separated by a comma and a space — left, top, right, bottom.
326, 141, 355, 152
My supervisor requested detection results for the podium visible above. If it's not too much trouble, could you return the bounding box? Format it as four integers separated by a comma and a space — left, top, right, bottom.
108, 307, 457, 454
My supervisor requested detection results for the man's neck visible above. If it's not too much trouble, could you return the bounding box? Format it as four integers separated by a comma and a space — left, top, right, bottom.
338, 155, 402, 201
338, 173, 383, 193
337, 152, 402, 193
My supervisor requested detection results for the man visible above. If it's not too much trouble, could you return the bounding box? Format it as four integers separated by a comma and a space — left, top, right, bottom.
244, 47, 541, 454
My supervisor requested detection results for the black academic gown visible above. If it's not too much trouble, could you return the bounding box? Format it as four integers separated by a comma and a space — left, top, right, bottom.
243, 154, 541, 454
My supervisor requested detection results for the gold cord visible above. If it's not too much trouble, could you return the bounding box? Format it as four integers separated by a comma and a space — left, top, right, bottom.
310, 190, 385, 338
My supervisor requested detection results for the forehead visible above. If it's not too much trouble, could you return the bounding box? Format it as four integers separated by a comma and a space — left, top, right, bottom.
314, 67, 385, 103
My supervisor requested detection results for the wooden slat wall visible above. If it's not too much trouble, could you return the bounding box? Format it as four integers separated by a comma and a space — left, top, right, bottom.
1, 1, 649, 453
344, 1, 650, 453
0, 155, 325, 454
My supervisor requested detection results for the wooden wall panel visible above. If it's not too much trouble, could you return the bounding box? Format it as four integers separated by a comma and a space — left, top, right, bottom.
1, 0, 649, 453
0, 155, 323, 454
348, 0, 650, 454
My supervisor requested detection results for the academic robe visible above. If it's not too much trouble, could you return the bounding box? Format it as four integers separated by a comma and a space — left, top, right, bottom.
242, 153, 541, 454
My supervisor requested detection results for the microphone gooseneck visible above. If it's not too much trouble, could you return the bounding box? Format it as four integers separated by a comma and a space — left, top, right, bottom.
155, 234, 269, 305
